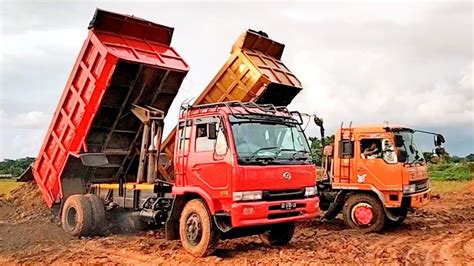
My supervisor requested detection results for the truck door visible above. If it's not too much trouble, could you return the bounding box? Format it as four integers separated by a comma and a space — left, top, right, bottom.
356, 138, 402, 193
187, 117, 232, 201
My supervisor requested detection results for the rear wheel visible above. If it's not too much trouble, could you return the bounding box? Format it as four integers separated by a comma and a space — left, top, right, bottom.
259, 223, 295, 246
342, 194, 385, 233
179, 199, 219, 257
84, 194, 106, 235
61, 194, 93, 237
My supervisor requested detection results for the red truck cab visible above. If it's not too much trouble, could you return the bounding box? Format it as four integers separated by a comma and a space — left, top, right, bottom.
167, 102, 319, 255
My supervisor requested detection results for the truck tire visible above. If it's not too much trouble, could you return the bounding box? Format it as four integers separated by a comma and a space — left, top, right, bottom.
61, 194, 93, 237
385, 207, 408, 228
84, 194, 106, 235
342, 193, 385, 233
179, 199, 219, 257
259, 222, 295, 246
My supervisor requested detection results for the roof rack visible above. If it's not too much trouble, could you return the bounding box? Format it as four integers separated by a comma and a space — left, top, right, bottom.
180, 101, 301, 124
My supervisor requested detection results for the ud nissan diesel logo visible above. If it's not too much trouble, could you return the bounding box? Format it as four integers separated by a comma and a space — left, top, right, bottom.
282, 172, 292, 180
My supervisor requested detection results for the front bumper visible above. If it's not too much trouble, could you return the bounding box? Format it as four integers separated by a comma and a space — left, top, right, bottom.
230, 197, 320, 227
406, 189, 431, 208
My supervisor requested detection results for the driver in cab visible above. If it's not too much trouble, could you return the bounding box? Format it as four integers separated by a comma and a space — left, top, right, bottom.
363, 142, 379, 159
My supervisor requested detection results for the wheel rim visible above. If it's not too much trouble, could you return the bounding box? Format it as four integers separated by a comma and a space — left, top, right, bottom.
185, 213, 203, 246
66, 207, 78, 231
351, 203, 374, 226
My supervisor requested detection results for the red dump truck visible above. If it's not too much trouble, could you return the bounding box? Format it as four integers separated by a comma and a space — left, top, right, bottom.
32, 9, 319, 257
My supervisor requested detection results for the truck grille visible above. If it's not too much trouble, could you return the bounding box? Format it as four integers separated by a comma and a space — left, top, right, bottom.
262, 188, 305, 201
415, 181, 429, 192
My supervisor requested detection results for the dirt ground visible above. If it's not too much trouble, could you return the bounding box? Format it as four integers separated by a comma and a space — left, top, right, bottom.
0, 181, 473, 265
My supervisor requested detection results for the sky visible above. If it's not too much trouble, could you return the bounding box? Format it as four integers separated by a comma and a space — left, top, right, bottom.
0, 0, 473, 160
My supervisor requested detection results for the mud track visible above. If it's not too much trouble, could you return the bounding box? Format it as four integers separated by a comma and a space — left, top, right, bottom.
1, 181, 473, 265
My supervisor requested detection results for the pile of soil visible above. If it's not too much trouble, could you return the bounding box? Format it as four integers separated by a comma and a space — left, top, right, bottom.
0, 182, 71, 261
6, 182, 54, 222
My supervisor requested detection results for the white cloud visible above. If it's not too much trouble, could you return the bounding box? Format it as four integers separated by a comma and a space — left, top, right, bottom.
0, 110, 49, 129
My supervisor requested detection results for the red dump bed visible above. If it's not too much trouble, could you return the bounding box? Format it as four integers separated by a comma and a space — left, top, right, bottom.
33, 9, 189, 207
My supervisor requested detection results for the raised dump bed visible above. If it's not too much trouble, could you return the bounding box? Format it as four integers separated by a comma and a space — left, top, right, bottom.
33, 9, 189, 207
159, 30, 303, 181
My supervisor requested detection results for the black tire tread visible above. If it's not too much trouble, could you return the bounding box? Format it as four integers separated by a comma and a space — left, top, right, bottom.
342, 193, 385, 233
61, 194, 93, 237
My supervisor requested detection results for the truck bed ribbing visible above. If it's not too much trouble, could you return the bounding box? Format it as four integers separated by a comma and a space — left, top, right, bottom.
32, 9, 189, 207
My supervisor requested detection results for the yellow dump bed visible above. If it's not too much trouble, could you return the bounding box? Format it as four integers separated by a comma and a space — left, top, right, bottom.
159, 30, 303, 181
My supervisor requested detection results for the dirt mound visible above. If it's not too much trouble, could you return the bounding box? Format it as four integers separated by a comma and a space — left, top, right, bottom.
1, 181, 473, 264
5, 182, 52, 222
0, 182, 71, 258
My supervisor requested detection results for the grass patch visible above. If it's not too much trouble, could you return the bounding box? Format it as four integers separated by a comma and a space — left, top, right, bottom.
430, 180, 470, 194
0, 179, 24, 196
428, 163, 473, 181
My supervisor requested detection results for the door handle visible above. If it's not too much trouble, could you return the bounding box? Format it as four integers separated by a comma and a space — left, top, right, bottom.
191, 166, 201, 171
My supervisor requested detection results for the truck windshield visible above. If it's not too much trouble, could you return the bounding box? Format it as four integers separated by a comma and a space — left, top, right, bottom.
231, 120, 311, 165
395, 131, 424, 164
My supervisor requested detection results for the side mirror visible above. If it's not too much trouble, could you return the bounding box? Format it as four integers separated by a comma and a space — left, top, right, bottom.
430, 154, 440, 164
398, 150, 407, 163
339, 140, 354, 158
435, 146, 446, 156
394, 135, 404, 147
434, 134, 445, 147
158, 153, 170, 166
208, 123, 217, 140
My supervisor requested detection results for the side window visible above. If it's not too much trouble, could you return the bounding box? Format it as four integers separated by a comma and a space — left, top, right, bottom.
382, 138, 398, 164
215, 124, 228, 156
195, 123, 218, 152
360, 139, 382, 159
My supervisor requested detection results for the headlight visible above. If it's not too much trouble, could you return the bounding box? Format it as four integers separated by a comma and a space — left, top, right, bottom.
403, 184, 416, 194
304, 186, 317, 197
233, 191, 263, 201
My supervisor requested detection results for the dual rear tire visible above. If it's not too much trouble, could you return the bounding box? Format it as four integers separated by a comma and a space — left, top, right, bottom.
61, 194, 105, 237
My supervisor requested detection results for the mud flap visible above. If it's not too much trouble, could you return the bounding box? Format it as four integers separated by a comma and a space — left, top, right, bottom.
165, 197, 185, 240
322, 191, 345, 220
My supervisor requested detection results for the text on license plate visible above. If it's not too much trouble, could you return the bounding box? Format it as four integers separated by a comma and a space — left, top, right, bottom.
281, 202, 297, 210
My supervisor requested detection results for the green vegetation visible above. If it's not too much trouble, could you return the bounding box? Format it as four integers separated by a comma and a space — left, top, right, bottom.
428, 162, 473, 181
309, 135, 335, 165
0, 157, 35, 178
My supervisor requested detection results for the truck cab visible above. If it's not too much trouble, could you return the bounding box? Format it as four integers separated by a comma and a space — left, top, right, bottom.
167, 102, 319, 255
317, 124, 444, 232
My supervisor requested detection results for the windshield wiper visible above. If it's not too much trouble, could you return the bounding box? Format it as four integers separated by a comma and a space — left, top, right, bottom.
292, 150, 311, 160
248, 146, 279, 160
274, 148, 296, 158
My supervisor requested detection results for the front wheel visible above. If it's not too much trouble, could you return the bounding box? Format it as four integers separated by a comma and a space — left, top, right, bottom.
342, 194, 385, 233
259, 223, 295, 246
179, 199, 219, 257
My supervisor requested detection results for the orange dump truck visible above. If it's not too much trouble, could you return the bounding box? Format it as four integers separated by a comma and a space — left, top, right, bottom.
312, 120, 446, 232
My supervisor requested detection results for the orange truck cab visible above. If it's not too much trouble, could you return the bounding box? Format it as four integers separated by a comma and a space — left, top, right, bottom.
315, 123, 445, 232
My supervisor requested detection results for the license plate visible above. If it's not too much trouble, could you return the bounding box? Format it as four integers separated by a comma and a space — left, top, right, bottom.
281, 202, 297, 210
